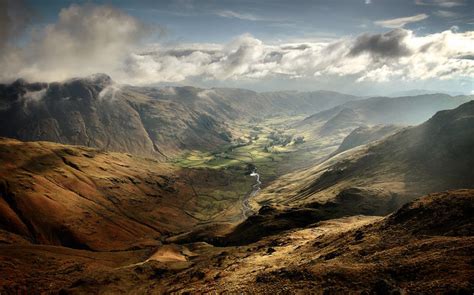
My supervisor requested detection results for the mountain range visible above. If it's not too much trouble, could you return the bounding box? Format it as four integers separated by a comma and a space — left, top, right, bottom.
0, 74, 473, 293
0, 74, 359, 158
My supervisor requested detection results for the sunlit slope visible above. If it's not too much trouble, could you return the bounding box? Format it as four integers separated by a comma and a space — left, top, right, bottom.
0, 137, 257, 251
59, 190, 474, 294
256, 100, 474, 208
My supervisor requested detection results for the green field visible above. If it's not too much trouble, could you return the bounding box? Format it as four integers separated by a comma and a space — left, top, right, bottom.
173, 115, 310, 181
170, 115, 302, 222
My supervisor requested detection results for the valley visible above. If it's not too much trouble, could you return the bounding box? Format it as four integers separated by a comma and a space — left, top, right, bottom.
0, 75, 473, 294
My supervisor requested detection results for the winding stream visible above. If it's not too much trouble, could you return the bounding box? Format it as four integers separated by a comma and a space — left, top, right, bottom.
242, 168, 261, 218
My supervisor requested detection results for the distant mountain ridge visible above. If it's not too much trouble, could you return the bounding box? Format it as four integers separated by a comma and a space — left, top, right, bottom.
0, 75, 360, 157
300, 93, 472, 128
256, 100, 474, 209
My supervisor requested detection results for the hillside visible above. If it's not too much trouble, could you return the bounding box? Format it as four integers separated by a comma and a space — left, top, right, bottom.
0, 96, 473, 294
28, 190, 472, 294
256, 100, 474, 209
0, 137, 256, 251
332, 124, 400, 155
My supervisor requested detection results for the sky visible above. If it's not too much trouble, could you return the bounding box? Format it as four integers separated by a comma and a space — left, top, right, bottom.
1, 0, 473, 95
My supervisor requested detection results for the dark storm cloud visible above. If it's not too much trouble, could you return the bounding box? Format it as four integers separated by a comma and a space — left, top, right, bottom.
457, 54, 474, 60
349, 29, 413, 59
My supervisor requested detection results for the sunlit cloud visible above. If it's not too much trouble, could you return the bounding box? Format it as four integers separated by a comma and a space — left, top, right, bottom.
126, 29, 474, 85
415, 0, 465, 7
374, 14, 429, 28
0, 3, 473, 91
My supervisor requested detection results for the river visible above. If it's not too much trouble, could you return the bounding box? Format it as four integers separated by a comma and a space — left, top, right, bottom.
241, 168, 261, 218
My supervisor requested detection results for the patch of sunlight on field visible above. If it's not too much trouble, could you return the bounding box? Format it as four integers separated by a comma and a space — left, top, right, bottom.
173, 115, 313, 179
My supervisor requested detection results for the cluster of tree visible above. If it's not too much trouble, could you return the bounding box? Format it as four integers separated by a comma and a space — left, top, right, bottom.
267, 131, 293, 147
218, 130, 232, 142
293, 136, 305, 144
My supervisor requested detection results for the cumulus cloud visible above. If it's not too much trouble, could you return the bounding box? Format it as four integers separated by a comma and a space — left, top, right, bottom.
0, 3, 149, 82
374, 13, 429, 28
124, 28, 474, 85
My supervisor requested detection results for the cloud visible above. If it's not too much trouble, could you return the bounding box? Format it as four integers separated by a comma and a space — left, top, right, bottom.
215, 10, 262, 21
415, 0, 465, 7
434, 10, 459, 18
123, 28, 474, 86
0, 0, 34, 51
0, 2, 472, 90
0, 3, 149, 83
350, 29, 413, 58
375, 13, 429, 28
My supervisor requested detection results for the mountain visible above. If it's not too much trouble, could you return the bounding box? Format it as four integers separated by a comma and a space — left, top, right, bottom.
1, 75, 473, 294
388, 89, 468, 97
256, 100, 474, 210
0, 75, 359, 158
299, 93, 472, 133
331, 124, 400, 155
258, 90, 360, 115
0, 75, 234, 158
0, 137, 193, 250
0, 137, 254, 251
288, 94, 471, 165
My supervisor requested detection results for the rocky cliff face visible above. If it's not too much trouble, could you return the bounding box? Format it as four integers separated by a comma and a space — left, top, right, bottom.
0, 75, 233, 158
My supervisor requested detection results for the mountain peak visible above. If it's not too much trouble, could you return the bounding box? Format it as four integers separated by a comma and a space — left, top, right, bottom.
85, 73, 113, 84
71, 73, 113, 87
